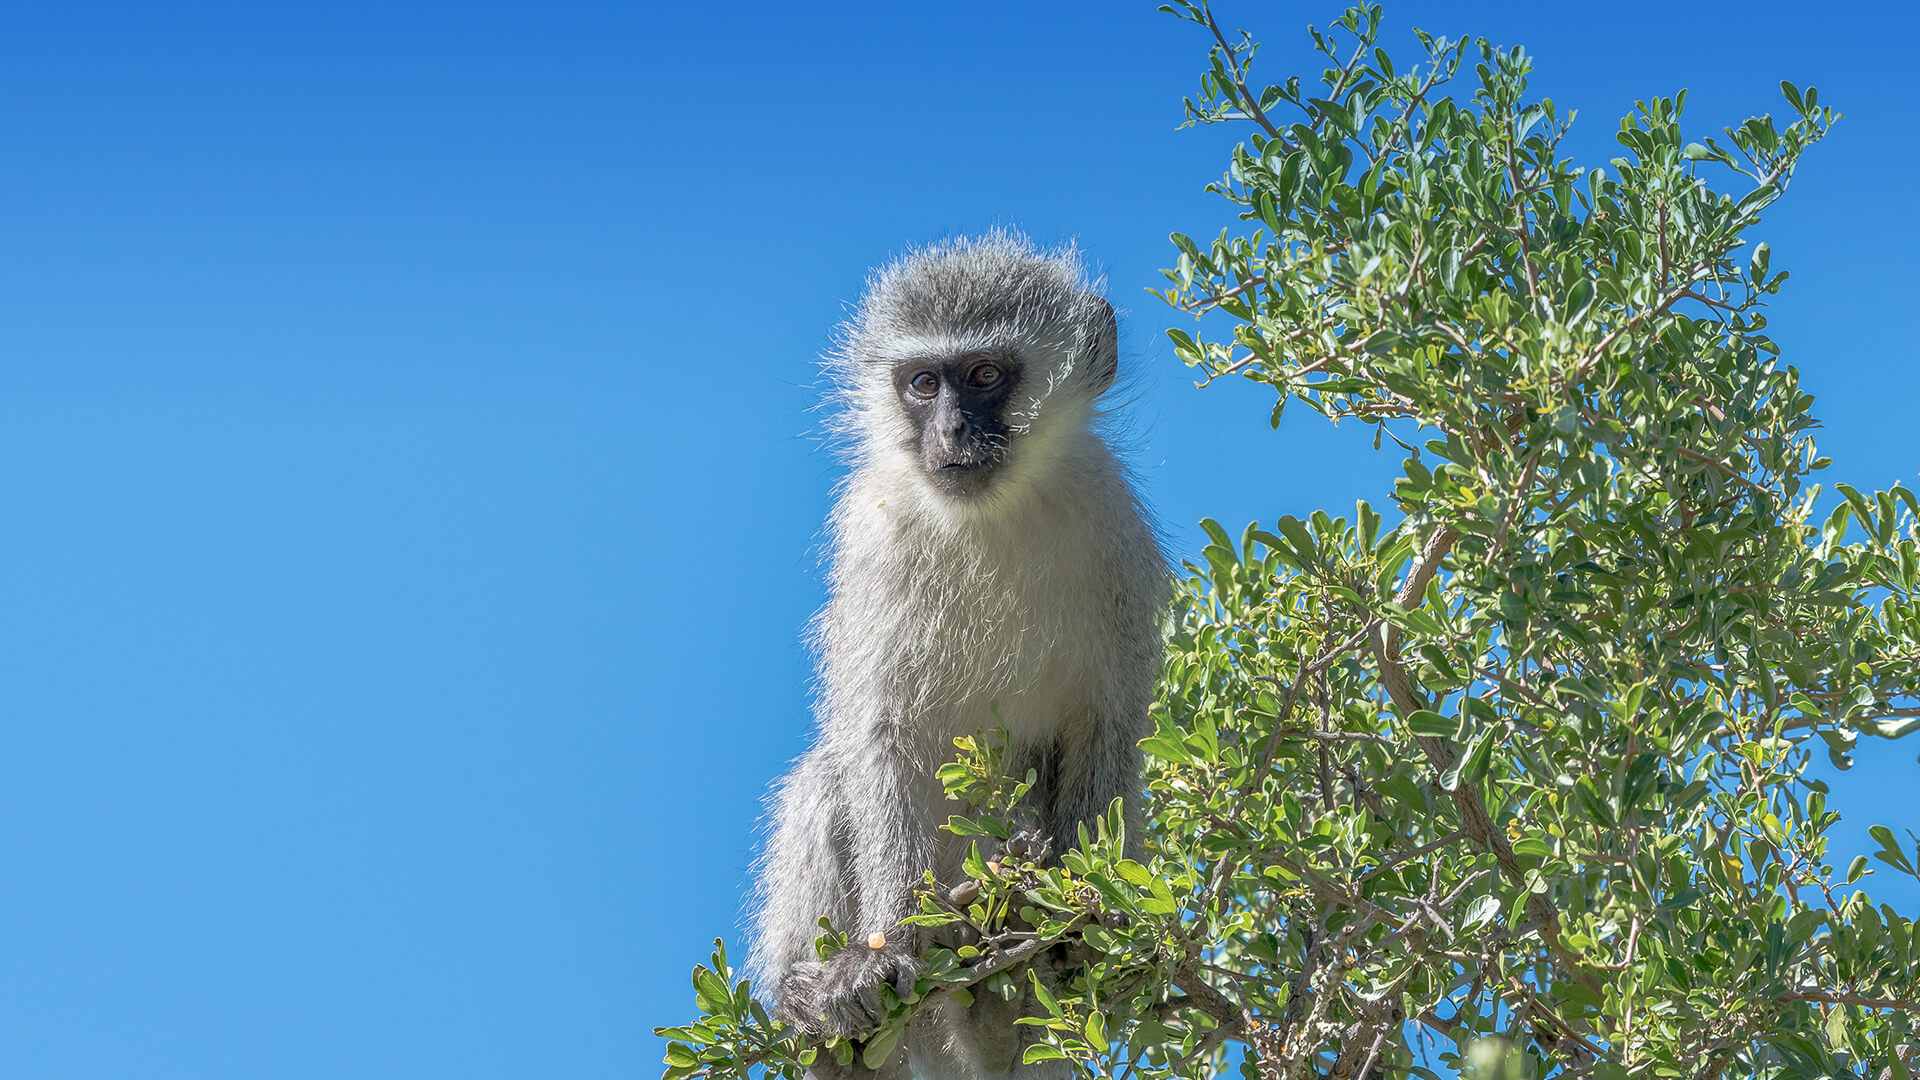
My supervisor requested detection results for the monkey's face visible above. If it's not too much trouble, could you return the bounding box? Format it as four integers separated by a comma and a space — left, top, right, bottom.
893, 351, 1021, 499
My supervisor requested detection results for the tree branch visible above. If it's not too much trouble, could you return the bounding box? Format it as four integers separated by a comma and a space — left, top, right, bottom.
1369, 523, 1602, 995
1778, 990, 1920, 1011
1198, 4, 1282, 140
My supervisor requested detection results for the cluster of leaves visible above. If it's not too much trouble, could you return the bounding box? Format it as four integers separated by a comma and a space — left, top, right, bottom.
660, 766, 1150, 1080
1144, 2, 1920, 1075
661, 4, 1920, 1078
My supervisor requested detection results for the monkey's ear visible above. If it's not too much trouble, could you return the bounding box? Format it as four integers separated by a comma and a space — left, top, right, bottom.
1086, 298, 1118, 393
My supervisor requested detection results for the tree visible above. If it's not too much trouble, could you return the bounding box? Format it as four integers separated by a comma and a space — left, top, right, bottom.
659, 5, 1920, 1077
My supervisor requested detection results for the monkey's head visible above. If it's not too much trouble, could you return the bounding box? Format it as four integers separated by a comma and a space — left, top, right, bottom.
833, 232, 1118, 504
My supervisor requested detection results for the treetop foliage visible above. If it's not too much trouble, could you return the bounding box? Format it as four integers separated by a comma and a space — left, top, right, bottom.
663, 4, 1920, 1077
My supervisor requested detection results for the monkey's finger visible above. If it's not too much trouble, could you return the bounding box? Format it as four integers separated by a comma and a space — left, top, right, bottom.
889, 962, 918, 999
854, 979, 886, 1022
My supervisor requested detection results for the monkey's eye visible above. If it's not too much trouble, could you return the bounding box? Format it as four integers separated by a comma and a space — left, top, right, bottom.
907, 372, 939, 398
967, 363, 1003, 389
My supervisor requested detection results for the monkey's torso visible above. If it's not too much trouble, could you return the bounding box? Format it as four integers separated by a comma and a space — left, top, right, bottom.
801, 435, 1165, 896
828, 456, 1153, 728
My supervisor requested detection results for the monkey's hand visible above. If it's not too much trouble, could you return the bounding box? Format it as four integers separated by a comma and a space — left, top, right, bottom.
775, 939, 921, 1041
1003, 826, 1054, 867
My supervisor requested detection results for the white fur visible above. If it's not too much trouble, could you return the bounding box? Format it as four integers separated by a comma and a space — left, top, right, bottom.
747, 234, 1166, 1080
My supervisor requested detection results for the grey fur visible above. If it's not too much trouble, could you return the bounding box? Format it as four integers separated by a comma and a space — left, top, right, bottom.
747, 233, 1168, 1080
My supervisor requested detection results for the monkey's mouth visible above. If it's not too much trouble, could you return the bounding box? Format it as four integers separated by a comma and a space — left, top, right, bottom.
926, 456, 1002, 496
928, 446, 1000, 471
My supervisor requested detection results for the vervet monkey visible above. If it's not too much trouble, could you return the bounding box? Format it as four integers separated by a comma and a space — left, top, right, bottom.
747, 233, 1167, 1080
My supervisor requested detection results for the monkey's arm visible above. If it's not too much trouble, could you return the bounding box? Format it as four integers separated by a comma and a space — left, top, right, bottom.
1047, 687, 1153, 861
849, 737, 949, 931
779, 730, 946, 1040
748, 750, 855, 1000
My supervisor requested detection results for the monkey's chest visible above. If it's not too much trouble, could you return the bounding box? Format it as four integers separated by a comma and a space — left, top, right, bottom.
892, 583, 1105, 747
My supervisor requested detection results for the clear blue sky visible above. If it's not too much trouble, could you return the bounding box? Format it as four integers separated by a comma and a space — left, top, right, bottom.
2, 3, 1915, 1077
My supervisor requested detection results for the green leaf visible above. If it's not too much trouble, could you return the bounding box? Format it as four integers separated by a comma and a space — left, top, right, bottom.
1455, 726, 1497, 789
1870, 824, 1916, 874
692, 968, 731, 1015
1573, 777, 1616, 828
1275, 515, 1317, 561
1512, 837, 1553, 860
1459, 893, 1501, 933
1029, 969, 1063, 1017
1081, 924, 1117, 953
861, 1024, 904, 1070
1869, 716, 1920, 739
1085, 1010, 1108, 1053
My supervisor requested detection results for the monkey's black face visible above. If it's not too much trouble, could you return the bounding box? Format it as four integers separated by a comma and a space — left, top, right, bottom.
894, 352, 1022, 498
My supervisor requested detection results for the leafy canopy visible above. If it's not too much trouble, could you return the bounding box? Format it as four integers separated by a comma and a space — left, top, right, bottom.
662, 5, 1920, 1078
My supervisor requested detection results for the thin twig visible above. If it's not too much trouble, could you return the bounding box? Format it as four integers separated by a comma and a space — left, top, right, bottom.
1357, 827, 1470, 883
1199, 4, 1282, 139
1779, 990, 1920, 1011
